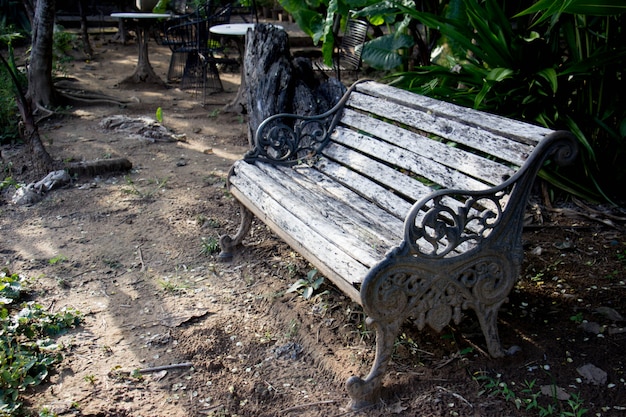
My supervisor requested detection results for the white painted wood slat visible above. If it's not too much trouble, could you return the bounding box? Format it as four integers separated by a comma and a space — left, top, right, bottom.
356, 81, 553, 145
232, 161, 396, 268
338, 108, 516, 186
329, 126, 492, 192
347, 90, 536, 167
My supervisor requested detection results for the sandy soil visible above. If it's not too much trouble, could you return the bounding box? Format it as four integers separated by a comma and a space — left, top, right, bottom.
2, 30, 626, 417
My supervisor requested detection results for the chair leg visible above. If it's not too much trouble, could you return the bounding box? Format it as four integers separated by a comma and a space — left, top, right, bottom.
167, 51, 187, 82
201, 58, 224, 104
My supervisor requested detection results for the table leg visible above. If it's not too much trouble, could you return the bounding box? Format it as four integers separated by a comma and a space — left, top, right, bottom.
222, 36, 247, 113
120, 21, 166, 86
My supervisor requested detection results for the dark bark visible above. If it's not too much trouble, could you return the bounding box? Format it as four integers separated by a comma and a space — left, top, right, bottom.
243, 24, 347, 145
0, 45, 54, 176
27, 0, 58, 109
78, 0, 94, 59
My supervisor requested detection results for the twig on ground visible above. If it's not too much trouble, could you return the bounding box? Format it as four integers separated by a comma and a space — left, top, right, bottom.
138, 246, 145, 272
330, 403, 377, 417
279, 400, 337, 414
436, 385, 473, 408
137, 362, 193, 374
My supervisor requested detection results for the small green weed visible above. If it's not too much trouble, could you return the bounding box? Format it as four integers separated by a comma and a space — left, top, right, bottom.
286, 269, 327, 300
285, 318, 300, 339
158, 277, 189, 293
475, 372, 588, 417
123, 175, 168, 199
0, 176, 18, 191
83, 374, 97, 385
200, 236, 220, 255
48, 254, 67, 265
569, 312, 584, 323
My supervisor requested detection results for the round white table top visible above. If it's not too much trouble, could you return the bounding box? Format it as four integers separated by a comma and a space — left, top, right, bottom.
111, 12, 172, 19
210, 23, 283, 36
210, 23, 256, 36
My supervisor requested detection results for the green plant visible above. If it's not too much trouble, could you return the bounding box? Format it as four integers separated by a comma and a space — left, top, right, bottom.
48, 255, 67, 265
1, 269, 82, 414
38, 407, 58, 417
569, 312, 584, 323
83, 374, 97, 385
52, 25, 78, 70
285, 318, 300, 339
200, 236, 220, 255
389, 0, 626, 203
475, 372, 589, 416
286, 269, 327, 300
123, 175, 169, 199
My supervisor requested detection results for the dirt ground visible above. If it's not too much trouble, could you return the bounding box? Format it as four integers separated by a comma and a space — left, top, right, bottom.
2, 30, 626, 417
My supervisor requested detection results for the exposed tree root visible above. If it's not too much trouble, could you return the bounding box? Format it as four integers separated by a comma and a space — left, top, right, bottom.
65, 157, 133, 178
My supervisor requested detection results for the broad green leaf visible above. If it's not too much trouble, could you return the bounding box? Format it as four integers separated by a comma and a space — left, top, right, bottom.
515, 0, 626, 26
303, 287, 313, 300
486, 67, 514, 82
361, 33, 413, 70
537, 68, 558, 94
286, 279, 307, 293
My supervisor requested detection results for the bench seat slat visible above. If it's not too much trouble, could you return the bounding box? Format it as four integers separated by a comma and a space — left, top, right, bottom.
319, 141, 500, 238
228, 189, 364, 303
355, 81, 553, 145
256, 163, 404, 252
231, 161, 401, 269
281, 163, 407, 233
339, 108, 516, 186
315, 156, 412, 221
347, 91, 536, 167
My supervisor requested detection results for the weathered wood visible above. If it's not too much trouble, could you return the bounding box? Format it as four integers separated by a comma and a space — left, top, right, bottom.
221, 79, 578, 410
243, 25, 347, 144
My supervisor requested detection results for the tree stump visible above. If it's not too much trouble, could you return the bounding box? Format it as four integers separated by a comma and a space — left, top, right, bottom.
242, 24, 347, 145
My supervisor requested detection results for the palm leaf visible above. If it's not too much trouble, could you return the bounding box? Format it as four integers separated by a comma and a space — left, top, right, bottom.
361, 34, 413, 70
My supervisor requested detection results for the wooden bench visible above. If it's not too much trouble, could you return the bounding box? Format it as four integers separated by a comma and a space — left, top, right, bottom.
219, 80, 578, 408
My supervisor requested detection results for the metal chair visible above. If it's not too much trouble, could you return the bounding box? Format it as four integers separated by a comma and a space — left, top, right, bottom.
166, 4, 232, 102
314, 16, 369, 82
159, 0, 215, 83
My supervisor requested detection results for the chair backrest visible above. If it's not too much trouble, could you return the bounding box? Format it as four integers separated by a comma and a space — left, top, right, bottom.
336, 18, 369, 73
199, 3, 233, 51
165, 3, 231, 52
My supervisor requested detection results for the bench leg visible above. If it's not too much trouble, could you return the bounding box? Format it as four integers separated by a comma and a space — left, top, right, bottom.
474, 302, 508, 358
346, 318, 401, 410
219, 204, 253, 261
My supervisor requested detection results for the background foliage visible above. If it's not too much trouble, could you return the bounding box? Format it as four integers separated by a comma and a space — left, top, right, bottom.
281, 0, 626, 204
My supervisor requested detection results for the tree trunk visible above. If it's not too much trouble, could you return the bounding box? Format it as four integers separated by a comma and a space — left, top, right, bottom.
27, 0, 58, 109
244, 24, 347, 145
78, 0, 94, 59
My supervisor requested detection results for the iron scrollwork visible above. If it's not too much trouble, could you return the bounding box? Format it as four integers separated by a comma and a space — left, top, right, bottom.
243, 80, 366, 166
244, 116, 336, 165
407, 192, 508, 258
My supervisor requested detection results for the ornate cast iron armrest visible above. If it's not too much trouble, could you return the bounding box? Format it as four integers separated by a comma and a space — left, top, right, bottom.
243, 81, 366, 166
403, 130, 579, 259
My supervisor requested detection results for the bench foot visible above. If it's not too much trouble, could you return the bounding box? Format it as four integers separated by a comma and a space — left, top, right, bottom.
475, 302, 509, 358
346, 319, 400, 409
218, 205, 253, 260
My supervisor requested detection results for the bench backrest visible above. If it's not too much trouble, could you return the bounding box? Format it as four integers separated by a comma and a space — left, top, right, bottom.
314, 81, 553, 221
